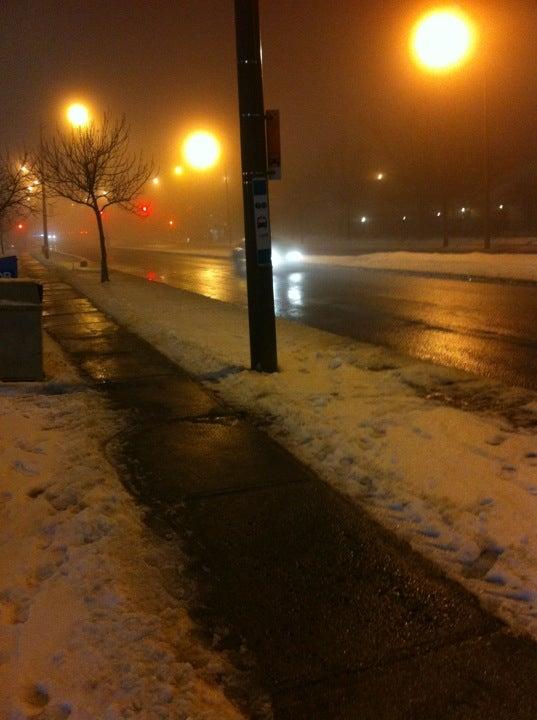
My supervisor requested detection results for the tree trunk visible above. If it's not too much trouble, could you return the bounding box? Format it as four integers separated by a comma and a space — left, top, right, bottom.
95, 208, 110, 282
0, 227, 5, 256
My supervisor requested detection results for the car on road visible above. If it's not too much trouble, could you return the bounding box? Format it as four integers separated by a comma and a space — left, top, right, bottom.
232, 242, 305, 273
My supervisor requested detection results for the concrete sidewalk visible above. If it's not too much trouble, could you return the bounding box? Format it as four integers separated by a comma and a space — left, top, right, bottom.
24, 255, 537, 719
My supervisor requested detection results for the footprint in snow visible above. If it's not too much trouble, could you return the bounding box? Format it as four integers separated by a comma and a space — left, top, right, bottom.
486, 434, 506, 447
12, 460, 39, 477
485, 572, 507, 586
387, 501, 406, 512
418, 526, 441, 539
15, 439, 45, 455
503, 588, 535, 603
412, 427, 432, 440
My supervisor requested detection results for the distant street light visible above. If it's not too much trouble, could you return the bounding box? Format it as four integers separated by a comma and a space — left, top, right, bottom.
183, 131, 221, 171
410, 8, 491, 250
173, 165, 184, 176
38, 101, 90, 260
66, 102, 91, 128
411, 8, 475, 73
376, 172, 385, 181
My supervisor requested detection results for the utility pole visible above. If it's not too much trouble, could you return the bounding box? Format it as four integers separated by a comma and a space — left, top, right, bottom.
234, 0, 278, 373
483, 68, 491, 250
39, 133, 50, 260
224, 171, 232, 247
41, 181, 49, 260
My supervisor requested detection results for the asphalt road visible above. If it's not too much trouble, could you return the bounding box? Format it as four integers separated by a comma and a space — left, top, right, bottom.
109, 247, 537, 389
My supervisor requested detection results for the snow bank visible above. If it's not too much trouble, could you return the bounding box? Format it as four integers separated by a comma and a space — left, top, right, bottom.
48, 263, 537, 641
0, 336, 246, 720
307, 250, 537, 282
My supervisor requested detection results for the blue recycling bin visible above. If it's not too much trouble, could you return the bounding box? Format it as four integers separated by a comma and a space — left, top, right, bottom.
0, 255, 18, 278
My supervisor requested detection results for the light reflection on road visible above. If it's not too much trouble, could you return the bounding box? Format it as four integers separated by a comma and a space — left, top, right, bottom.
108, 247, 537, 389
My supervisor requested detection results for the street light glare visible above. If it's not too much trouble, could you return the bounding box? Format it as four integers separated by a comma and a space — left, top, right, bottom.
412, 8, 475, 73
66, 102, 90, 128
174, 165, 184, 176
183, 131, 221, 171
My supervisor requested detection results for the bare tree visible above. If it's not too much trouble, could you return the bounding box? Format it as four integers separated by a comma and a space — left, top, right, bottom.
0, 152, 34, 255
41, 114, 152, 282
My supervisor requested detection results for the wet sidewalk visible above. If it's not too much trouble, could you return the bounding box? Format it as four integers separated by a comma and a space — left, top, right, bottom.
24, 255, 537, 719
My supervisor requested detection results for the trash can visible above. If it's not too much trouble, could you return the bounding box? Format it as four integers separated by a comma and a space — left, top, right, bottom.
0, 255, 18, 278
0, 280, 43, 380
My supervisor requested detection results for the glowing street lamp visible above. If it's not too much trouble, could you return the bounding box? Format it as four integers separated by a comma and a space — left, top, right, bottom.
411, 8, 475, 73
410, 7, 485, 248
182, 131, 221, 171
66, 102, 90, 128
173, 165, 184, 176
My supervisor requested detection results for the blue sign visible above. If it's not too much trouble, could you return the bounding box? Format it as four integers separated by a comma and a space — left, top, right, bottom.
0, 256, 18, 278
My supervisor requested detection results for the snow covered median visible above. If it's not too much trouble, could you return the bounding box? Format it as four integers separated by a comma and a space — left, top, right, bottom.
307, 250, 537, 282
0, 336, 245, 720
48, 263, 537, 641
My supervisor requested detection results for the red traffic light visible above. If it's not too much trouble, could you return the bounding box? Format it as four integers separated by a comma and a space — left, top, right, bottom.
137, 200, 152, 218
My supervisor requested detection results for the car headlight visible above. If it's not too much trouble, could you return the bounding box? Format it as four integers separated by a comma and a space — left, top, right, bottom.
285, 249, 304, 263
272, 247, 283, 268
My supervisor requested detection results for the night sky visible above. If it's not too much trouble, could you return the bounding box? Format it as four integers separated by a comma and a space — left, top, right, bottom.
1, 0, 536, 242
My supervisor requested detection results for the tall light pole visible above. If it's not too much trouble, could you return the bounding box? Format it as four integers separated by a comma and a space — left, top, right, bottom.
411, 8, 479, 248
40, 169, 49, 259
223, 172, 232, 247
39, 102, 91, 260
234, 0, 278, 372
482, 69, 491, 249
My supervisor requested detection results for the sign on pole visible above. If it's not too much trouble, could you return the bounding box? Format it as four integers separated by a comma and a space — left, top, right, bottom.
252, 177, 271, 264
266, 110, 281, 180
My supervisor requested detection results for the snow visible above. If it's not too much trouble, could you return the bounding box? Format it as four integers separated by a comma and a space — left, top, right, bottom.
0, 335, 247, 720
306, 250, 537, 282
46, 260, 537, 640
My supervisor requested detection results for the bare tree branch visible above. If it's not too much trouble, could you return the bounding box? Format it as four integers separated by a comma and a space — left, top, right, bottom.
41, 114, 153, 281
0, 151, 36, 255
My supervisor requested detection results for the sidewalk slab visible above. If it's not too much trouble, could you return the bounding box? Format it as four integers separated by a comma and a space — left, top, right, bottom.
80, 353, 175, 383
178, 480, 497, 689
106, 375, 231, 421
126, 418, 312, 500
42, 297, 99, 315
45, 318, 123, 339
272, 631, 537, 720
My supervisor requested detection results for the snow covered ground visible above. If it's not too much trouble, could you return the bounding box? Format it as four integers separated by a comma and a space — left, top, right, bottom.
0, 335, 248, 720
44, 260, 537, 642
306, 250, 537, 282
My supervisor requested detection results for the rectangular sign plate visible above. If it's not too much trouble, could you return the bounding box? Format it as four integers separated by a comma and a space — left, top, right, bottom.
252, 177, 271, 265
266, 110, 281, 181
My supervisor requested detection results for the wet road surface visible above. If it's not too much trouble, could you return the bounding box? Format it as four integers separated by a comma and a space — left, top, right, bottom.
109, 247, 537, 389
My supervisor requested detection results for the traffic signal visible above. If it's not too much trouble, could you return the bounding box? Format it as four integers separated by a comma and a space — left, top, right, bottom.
137, 200, 152, 218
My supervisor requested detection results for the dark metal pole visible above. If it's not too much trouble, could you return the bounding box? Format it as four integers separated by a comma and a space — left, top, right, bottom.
234, 0, 278, 372
483, 68, 491, 250
41, 181, 50, 260
39, 132, 50, 260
